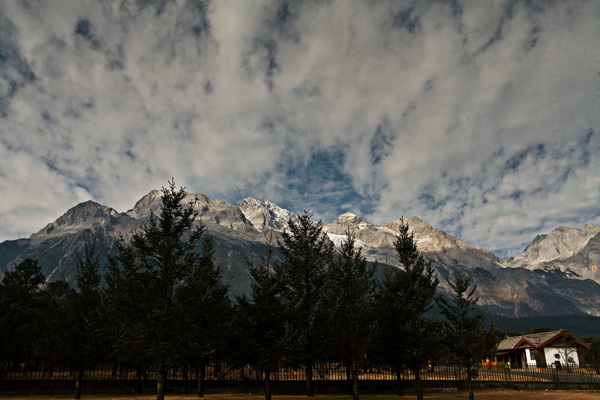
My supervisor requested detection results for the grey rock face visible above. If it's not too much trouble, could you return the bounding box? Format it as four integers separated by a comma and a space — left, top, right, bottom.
30, 201, 120, 243
238, 197, 299, 232
323, 214, 600, 317
501, 224, 600, 285
1, 190, 599, 317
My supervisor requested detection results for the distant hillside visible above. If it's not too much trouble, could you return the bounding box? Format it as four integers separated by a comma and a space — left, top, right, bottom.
488, 314, 600, 339
2, 189, 600, 318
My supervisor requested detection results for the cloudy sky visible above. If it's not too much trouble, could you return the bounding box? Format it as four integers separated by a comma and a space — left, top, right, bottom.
0, 0, 598, 258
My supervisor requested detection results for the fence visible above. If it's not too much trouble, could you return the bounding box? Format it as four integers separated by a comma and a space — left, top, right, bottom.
2, 361, 600, 385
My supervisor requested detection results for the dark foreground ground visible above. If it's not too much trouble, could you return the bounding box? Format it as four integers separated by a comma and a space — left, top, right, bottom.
3, 391, 600, 400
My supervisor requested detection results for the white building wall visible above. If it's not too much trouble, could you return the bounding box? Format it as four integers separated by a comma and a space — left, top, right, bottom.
524, 348, 536, 365
543, 347, 580, 366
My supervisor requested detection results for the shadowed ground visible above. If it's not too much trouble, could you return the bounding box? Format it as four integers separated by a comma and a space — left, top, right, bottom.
3, 391, 600, 400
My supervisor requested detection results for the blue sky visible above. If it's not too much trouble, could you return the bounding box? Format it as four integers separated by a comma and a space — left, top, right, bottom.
0, 0, 598, 258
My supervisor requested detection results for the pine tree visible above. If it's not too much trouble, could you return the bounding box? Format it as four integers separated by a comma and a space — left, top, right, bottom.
278, 211, 334, 397
0, 258, 46, 374
105, 234, 152, 386
326, 229, 377, 400
234, 229, 286, 400
436, 266, 496, 400
2, 258, 45, 292
374, 218, 441, 400
51, 236, 106, 399
175, 233, 231, 397
105, 179, 204, 400
582, 336, 600, 374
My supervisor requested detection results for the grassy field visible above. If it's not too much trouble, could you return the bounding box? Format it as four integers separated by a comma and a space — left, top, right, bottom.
2, 391, 600, 400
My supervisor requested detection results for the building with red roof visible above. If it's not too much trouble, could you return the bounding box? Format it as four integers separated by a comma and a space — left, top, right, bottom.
494, 330, 590, 368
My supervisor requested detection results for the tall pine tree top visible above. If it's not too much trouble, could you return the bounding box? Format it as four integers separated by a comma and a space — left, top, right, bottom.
277, 210, 334, 309
2, 258, 45, 293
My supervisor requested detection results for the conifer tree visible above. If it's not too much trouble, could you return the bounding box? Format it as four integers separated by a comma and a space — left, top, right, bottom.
175, 233, 231, 397
278, 211, 334, 397
582, 336, 600, 374
436, 266, 496, 400
0, 258, 46, 374
234, 230, 286, 400
52, 236, 106, 399
375, 218, 441, 400
106, 179, 204, 400
105, 234, 153, 387
2, 258, 45, 291
326, 229, 377, 400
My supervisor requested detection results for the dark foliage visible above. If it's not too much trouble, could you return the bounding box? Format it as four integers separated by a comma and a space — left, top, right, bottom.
277, 210, 335, 396
233, 230, 286, 400
0, 197, 550, 399
374, 218, 441, 400
48, 237, 107, 399
0, 258, 47, 377
2, 258, 44, 292
174, 233, 231, 397
326, 229, 377, 400
437, 266, 496, 400
105, 180, 205, 400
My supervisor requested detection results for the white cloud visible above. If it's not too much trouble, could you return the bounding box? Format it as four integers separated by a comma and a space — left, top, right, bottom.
0, 0, 598, 257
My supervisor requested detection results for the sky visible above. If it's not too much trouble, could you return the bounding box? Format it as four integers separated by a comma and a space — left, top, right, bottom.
0, 0, 598, 258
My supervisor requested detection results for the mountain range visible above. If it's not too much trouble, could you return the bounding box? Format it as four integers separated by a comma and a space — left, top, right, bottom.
1, 189, 599, 319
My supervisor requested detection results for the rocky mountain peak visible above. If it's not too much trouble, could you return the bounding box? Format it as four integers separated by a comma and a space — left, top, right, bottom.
499, 223, 600, 288
336, 212, 362, 224
382, 216, 431, 234
2, 188, 600, 318
584, 223, 597, 232
126, 190, 164, 219
30, 200, 118, 242
127, 190, 222, 220
506, 223, 600, 267
238, 197, 298, 231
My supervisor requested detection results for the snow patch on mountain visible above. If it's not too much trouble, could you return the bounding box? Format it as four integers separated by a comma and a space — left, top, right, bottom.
501, 223, 600, 284
4, 188, 600, 317
326, 232, 366, 248
504, 224, 600, 266
238, 197, 298, 231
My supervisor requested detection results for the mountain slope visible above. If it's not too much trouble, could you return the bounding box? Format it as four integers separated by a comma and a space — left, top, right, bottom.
501, 224, 600, 284
323, 214, 599, 317
0, 190, 599, 318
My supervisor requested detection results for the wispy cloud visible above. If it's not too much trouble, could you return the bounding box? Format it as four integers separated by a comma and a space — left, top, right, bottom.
0, 0, 598, 257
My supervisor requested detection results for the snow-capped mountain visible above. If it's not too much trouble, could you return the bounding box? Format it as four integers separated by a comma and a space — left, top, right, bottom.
325, 214, 500, 273
238, 197, 299, 232
502, 224, 600, 284
125, 190, 297, 233
322, 213, 600, 317
30, 201, 121, 243
1, 189, 599, 318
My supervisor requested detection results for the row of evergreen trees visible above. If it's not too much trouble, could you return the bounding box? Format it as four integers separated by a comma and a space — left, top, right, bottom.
0, 181, 496, 400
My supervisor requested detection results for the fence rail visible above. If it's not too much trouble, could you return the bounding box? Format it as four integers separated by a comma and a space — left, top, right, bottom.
2, 362, 600, 385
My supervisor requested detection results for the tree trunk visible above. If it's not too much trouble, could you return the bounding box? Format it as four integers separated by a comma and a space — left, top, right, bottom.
395, 365, 404, 396
468, 378, 474, 400
156, 366, 167, 400
351, 358, 359, 400
197, 360, 206, 397
414, 368, 423, 400
305, 361, 314, 396
346, 363, 352, 395
183, 364, 189, 394
74, 365, 84, 399
136, 367, 143, 394
467, 368, 474, 400
264, 370, 271, 400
